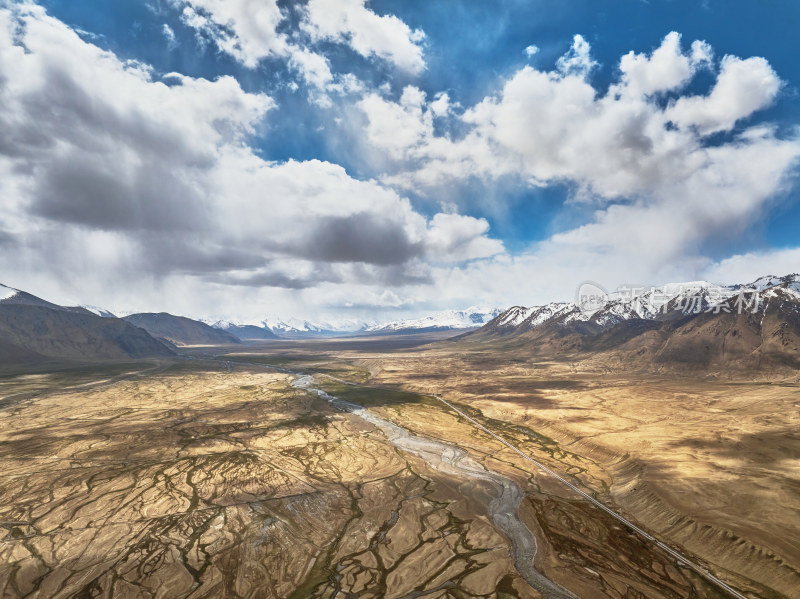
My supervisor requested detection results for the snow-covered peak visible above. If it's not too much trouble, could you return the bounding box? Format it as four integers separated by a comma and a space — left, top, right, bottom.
747, 273, 800, 292
487, 273, 800, 335
0, 284, 19, 301
496, 306, 538, 327
367, 307, 502, 332
81, 305, 116, 318
523, 302, 578, 328
659, 280, 715, 293
262, 317, 370, 335
589, 299, 643, 327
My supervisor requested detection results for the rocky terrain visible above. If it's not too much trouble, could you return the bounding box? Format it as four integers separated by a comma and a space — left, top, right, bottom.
0, 352, 753, 599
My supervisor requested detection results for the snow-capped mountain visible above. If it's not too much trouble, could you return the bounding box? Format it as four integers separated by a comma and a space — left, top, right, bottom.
748, 273, 800, 293
262, 318, 335, 335
0, 283, 19, 302
204, 316, 373, 338
366, 307, 503, 334
262, 317, 369, 337
80, 305, 117, 318
479, 274, 800, 337
205, 309, 502, 338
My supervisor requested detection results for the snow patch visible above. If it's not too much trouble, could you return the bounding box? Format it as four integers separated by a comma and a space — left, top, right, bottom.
0, 284, 18, 301
368, 307, 502, 332
81, 305, 116, 318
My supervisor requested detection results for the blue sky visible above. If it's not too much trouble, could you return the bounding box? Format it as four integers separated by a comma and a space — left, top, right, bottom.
1, 0, 799, 321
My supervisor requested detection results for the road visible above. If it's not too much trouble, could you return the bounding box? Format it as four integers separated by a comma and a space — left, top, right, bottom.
430, 394, 749, 599
223, 358, 750, 599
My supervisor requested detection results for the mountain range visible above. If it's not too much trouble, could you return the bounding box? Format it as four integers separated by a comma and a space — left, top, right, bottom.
3, 274, 799, 371
207, 309, 501, 338
459, 274, 800, 373
122, 313, 241, 346
364, 307, 503, 334
0, 284, 174, 364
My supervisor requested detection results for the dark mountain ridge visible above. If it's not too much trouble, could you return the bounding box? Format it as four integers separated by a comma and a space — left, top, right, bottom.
123, 313, 241, 346
0, 284, 174, 362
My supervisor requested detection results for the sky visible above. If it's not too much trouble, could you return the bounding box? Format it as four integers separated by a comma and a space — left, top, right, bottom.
1, 0, 799, 324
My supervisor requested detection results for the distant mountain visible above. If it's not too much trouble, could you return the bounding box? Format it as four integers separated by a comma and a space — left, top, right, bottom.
366, 307, 503, 335
261, 317, 369, 338
211, 320, 278, 340
262, 318, 327, 336
123, 313, 240, 346
206, 309, 501, 338
79, 305, 117, 318
0, 284, 174, 362
459, 274, 800, 372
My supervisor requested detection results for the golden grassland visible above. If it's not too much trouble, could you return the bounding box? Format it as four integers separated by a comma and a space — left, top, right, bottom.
1, 338, 797, 598
261, 339, 799, 599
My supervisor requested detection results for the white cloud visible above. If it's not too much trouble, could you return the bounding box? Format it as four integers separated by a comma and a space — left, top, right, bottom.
617, 32, 711, 97
287, 46, 334, 96
162, 23, 178, 50
352, 32, 800, 310
429, 92, 452, 118
524, 44, 539, 57
424, 213, 504, 262
302, 0, 426, 73
358, 86, 433, 159
171, 0, 426, 90
555, 34, 597, 77
666, 55, 782, 135
0, 4, 500, 319
174, 0, 287, 67
701, 248, 800, 284
172, 0, 341, 99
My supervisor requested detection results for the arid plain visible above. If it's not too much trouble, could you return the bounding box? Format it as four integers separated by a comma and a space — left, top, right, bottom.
1, 335, 798, 599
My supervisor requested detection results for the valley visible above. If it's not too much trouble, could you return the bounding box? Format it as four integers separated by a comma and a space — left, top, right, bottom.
2, 334, 796, 598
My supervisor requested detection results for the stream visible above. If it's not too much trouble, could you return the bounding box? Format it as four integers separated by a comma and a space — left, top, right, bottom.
292, 374, 577, 599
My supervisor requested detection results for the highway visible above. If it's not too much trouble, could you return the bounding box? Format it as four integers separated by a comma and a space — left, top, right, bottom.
430, 393, 749, 599
226, 359, 750, 599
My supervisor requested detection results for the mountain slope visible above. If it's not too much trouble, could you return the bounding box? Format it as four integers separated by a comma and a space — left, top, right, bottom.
212, 321, 278, 340
0, 304, 174, 361
124, 313, 240, 346
458, 274, 800, 373
366, 307, 502, 334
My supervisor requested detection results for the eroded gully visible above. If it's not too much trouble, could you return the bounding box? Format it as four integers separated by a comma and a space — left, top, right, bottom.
291, 374, 577, 599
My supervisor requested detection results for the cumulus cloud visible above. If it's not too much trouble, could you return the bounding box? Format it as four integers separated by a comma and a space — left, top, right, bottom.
666, 55, 782, 135
555, 34, 597, 77
357, 32, 800, 283
170, 0, 425, 98
0, 4, 500, 317
524, 44, 539, 57
617, 31, 711, 97
170, 0, 337, 100
302, 0, 426, 73
173, 0, 288, 67
701, 248, 800, 284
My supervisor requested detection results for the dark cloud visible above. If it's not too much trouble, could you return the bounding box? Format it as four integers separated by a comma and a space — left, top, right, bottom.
0, 5, 504, 317
283, 212, 424, 265
348, 262, 433, 286
32, 155, 208, 231
137, 237, 269, 275
204, 268, 339, 290
0, 229, 15, 247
